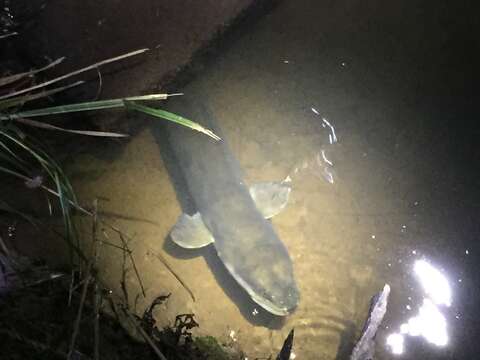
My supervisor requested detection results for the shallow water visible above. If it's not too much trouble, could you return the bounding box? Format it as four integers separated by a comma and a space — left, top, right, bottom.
68, 1, 478, 358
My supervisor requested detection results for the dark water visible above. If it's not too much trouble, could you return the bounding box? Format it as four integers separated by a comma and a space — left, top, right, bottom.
47, 0, 480, 358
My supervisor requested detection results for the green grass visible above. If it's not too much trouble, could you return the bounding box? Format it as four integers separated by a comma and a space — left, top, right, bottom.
0, 49, 220, 140
0, 47, 232, 360
0, 48, 220, 264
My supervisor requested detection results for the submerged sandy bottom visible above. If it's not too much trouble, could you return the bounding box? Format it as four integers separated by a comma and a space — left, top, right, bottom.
68, 80, 413, 359
69, 119, 378, 359
62, 1, 476, 359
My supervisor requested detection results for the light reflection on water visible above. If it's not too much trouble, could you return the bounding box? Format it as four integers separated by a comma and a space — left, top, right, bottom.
387, 259, 453, 355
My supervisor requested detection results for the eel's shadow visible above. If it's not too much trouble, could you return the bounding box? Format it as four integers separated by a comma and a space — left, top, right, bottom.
335, 320, 356, 360
152, 121, 285, 329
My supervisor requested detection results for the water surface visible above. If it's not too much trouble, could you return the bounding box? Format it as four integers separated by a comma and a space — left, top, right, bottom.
69, 1, 479, 358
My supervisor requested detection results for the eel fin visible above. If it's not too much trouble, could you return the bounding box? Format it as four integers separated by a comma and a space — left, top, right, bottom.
249, 181, 291, 219
170, 212, 214, 249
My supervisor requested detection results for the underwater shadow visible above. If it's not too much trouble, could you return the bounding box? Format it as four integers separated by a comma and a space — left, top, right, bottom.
335, 320, 356, 360
164, 236, 286, 329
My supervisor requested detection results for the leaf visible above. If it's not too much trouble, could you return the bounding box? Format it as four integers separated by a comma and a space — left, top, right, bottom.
0, 93, 175, 120
14, 117, 129, 137
125, 101, 221, 141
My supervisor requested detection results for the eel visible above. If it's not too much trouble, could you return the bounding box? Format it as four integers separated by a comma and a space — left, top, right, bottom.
163, 96, 299, 316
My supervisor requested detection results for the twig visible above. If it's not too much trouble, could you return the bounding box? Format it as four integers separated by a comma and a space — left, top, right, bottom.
67, 263, 92, 359
0, 32, 18, 39
68, 269, 76, 306
69, 274, 94, 300
98, 239, 129, 251
123, 309, 168, 360
120, 240, 130, 307
119, 233, 146, 298
0, 81, 85, 110
0, 57, 65, 88
0, 234, 11, 256
0, 48, 149, 100
91, 200, 101, 360
148, 250, 195, 302
94, 67, 103, 101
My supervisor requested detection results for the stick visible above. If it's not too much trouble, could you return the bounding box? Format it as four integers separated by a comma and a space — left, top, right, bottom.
148, 251, 195, 302
124, 310, 168, 360
67, 270, 92, 360
0, 49, 149, 100
91, 200, 101, 360
119, 233, 146, 298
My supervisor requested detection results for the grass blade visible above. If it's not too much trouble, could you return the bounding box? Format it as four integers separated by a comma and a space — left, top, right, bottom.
14, 117, 129, 137
0, 129, 51, 168
0, 93, 174, 120
125, 101, 221, 141
0, 138, 28, 166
